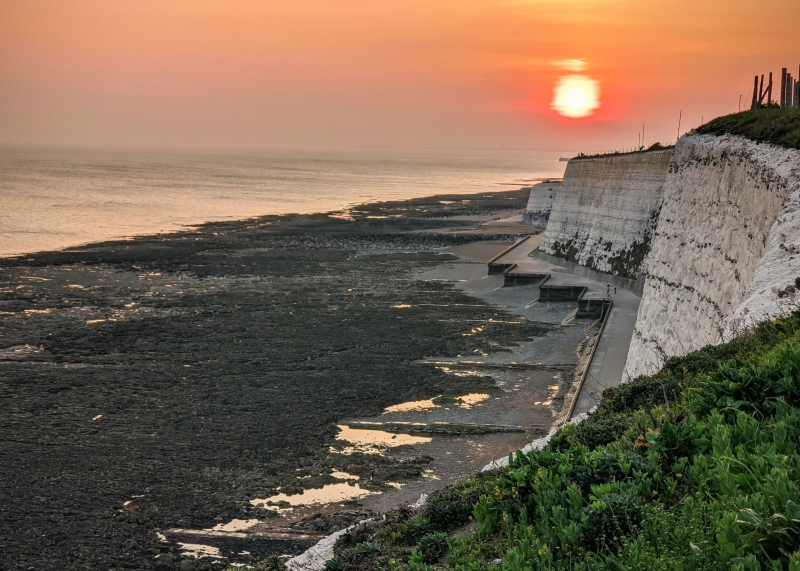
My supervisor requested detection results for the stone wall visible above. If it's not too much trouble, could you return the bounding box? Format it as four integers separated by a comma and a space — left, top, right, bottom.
540, 150, 672, 278
623, 133, 800, 379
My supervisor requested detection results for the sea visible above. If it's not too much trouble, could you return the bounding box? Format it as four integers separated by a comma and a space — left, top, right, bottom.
0, 147, 566, 258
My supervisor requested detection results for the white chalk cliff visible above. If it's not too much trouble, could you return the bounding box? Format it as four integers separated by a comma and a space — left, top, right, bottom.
540, 150, 672, 278
624, 133, 800, 378
525, 181, 560, 223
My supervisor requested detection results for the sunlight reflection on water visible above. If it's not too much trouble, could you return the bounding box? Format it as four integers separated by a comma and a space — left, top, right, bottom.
0, 148, 565, 257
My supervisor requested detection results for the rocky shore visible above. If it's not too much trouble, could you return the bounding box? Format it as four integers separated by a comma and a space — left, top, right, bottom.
0, 188, 554, 570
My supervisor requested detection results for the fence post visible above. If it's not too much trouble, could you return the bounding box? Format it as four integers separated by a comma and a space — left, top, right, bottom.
781, 68, 787, 108
795, 80, 800, 109
768, 72, 773, 106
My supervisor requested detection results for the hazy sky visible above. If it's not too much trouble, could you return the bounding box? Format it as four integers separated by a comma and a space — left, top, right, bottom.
1, 0, 798, 153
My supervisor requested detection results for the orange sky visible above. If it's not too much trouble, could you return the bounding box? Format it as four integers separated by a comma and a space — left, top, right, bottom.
1, 0, 798, 152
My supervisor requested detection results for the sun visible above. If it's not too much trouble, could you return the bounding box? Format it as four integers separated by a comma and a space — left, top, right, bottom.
551, 75, 600, 118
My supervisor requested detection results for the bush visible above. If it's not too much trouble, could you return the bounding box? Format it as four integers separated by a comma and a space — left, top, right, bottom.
416, 532, 449, 564
570, 451, 656, 497
326, 542, 386, 571
599, 373, 682, 414
549, 413, 632, 451
323, 556, 344, 571
663, 344, 729, 375
403, 484, 485, 541
582, 493, 643, 551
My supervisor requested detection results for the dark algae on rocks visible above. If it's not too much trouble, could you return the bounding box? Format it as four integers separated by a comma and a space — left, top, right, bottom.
0, 190, 546, 570
319, 312, 800, 571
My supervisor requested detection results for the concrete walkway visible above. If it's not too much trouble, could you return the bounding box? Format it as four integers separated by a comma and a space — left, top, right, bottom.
572, 290, 639, 415
489, 238, 641, 419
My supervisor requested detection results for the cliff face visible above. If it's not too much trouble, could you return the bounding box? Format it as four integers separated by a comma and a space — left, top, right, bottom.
624, 133, 800, 379
540, 150, 672, 278
526, 181, 560, 214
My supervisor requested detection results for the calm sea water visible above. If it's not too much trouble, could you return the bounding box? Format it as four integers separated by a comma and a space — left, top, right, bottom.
0, 147, 566, 258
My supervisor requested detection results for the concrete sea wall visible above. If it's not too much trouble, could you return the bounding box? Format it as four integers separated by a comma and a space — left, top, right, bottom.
540, 150, 672, 278
624, 133, 800, 379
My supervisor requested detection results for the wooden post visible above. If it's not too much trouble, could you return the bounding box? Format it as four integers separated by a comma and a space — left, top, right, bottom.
759, 74, 765, 106
752, 75, 759, 109
786, 73, 793, 108
794, 66, 800, 109
794, 78, 799, 109
781, 68, 787, 108
795, 80, 800, 109
768, 72, 773, 106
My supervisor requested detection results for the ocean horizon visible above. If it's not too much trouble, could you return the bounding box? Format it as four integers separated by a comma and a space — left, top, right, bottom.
0, 147, 567, 258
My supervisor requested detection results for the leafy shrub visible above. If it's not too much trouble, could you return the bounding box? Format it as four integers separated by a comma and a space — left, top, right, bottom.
598, 373, 682, 414
323, 556, 345, 571
663, 344, 729, 375
690, 335, 800, 419
570, 451, 629, 496
549, 413, 632, 451
416, 532, 449, 564
582, 493, 643, 551
326, 542, 386, 571
424, 497, 473, 531
649, 415, 710, 463
404, 484, 485, 541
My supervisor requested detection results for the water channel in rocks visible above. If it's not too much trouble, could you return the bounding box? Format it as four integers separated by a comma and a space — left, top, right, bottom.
0, 189, 598, 570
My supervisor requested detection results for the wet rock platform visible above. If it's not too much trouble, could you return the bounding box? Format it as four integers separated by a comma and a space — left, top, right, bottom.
1, 189, 562, 570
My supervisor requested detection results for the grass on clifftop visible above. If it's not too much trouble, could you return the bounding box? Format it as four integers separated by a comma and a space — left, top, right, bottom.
288, 311, 800, 571
697, 108, 800, 150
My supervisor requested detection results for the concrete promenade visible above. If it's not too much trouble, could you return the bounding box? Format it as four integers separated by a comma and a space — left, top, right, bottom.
572, 288, 639, 415
489, 238, 641, 419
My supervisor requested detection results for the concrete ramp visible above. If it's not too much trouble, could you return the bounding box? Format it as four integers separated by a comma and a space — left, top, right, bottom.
487, 243, 641, 420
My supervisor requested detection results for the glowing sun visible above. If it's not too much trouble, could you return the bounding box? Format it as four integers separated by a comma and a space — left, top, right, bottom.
551, 75, 600, 118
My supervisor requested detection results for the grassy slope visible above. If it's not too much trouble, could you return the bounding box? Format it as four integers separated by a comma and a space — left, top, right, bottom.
309, 312, 800, 571
697, 108, 800, 150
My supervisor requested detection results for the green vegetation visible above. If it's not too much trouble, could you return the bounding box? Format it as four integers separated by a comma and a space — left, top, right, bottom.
698, 108, 800, 150
322, 312, 800, 570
